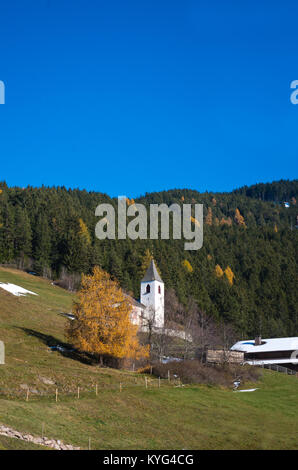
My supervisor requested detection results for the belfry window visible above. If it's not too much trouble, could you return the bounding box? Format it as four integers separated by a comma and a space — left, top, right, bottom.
158, 285, 161, 294
146, 284, 150, 293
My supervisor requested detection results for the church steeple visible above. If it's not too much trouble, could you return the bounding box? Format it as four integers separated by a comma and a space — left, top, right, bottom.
141, 259, 163, 283
140, 259, 164, 329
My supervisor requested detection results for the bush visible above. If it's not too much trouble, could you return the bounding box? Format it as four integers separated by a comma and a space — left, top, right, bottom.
151, 360, 261, 387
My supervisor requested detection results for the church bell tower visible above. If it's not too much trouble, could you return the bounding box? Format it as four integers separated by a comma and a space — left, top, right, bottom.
140, 259, 164, 328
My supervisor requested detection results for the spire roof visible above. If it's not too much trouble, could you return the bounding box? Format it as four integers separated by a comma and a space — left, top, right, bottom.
141, 259, 163, 283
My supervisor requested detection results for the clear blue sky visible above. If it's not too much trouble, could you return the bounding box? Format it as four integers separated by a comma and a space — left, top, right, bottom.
0, 0, 297, 197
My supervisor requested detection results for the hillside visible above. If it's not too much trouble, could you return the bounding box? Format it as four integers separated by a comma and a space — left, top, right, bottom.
0, 268, 297, 450
0, 179, 297, 338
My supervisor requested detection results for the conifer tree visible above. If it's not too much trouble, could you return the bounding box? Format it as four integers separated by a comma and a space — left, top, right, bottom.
66, 266, 149, 364
140, 248, 153, 276
215, 264, 224, 278
205, 207, 213, 226
234, 208, 246, 227
182, 259, 193, 273
224, 266, 235, 286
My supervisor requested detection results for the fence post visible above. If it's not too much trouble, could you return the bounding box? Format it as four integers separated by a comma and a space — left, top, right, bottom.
168, 370, 170, 382
55, 388, 58, 402
145, 377, 148, 389
88, 437, 91, 450
77, 387, 80, 399
26, 389, 29, 402
95, 384, 98, 396
158, 377, 161, 388
120, 382, 122, 393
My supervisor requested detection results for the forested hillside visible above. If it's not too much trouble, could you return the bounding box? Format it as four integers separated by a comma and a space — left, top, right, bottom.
0, 179, 297, 339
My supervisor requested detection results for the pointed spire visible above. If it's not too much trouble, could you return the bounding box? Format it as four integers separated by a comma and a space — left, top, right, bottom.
141, 259, 163, 283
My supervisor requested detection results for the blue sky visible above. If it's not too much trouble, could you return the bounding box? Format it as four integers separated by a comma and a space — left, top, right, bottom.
0, 0, 297, 197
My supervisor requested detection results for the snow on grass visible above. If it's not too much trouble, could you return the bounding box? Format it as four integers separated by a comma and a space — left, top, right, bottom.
0, 283, 38, 297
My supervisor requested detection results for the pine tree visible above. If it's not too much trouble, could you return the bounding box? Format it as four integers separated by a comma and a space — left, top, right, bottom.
140, 249, 153, 277
0, 204, 15, 262
14, 207, 32, 260
33, 214, 51, 274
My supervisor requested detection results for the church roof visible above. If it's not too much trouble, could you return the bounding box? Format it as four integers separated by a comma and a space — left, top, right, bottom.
141, 259, 163, 283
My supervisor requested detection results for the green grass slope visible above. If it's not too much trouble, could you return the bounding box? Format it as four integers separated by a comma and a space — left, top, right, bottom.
0, 267, 297, 450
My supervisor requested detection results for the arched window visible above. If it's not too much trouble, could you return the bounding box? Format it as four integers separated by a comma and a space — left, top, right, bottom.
158, 285, 161, 294
146, 284, 150, 294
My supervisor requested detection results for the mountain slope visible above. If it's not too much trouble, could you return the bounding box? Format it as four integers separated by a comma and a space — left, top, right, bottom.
0, 180, 297, 337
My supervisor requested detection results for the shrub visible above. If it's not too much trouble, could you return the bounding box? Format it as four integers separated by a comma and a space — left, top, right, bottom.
151, 360, 261, 387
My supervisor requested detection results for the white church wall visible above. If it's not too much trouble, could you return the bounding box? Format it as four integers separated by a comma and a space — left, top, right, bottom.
140, 280, 164, 328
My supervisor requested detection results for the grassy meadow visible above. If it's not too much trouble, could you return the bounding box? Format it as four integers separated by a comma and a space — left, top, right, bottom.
0, 267, 297, 450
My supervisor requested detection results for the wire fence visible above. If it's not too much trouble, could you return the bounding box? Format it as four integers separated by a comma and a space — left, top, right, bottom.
0, 375, 183, 401
259, 363, 297, 375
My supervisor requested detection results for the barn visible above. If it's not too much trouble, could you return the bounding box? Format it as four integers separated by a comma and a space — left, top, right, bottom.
231, 336, 298, 371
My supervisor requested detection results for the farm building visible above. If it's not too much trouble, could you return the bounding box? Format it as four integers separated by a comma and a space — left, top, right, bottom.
231, 336, 298, 371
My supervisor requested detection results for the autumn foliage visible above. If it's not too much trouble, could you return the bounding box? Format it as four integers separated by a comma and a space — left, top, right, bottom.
224, 266, 235, 286
215, 264, 224, 278
234, 208, 246, 227
205, 207, 213, 226
182, 259, 193, 273
66, 266, 149, 363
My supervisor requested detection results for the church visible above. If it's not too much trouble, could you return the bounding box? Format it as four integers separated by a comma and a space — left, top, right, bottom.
130, 259, 165, 330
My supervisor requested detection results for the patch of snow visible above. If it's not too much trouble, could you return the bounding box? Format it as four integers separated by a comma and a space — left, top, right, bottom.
50, 345, 74, 353
234, 388, 259, 393
161, 356, 182, 364
0, 282, 38, 297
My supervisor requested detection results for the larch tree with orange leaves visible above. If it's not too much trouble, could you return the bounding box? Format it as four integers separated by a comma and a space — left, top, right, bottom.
66, 266, 149, 365
224, 266, 235, 286
234, 208, 246, 227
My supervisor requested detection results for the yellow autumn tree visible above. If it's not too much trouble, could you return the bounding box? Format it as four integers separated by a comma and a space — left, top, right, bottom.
215, 264, 224, 278
66, 266, 149, 364
190, 216, 200, 227
140, 249, 153, 276
274, 224, 278, 233
182, 259, 193, 273
205, 207, 213, 226
234, 208, 246, 227
224, 266, 235, 286
78, 218, 91, 245
126, 198, 135, 206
